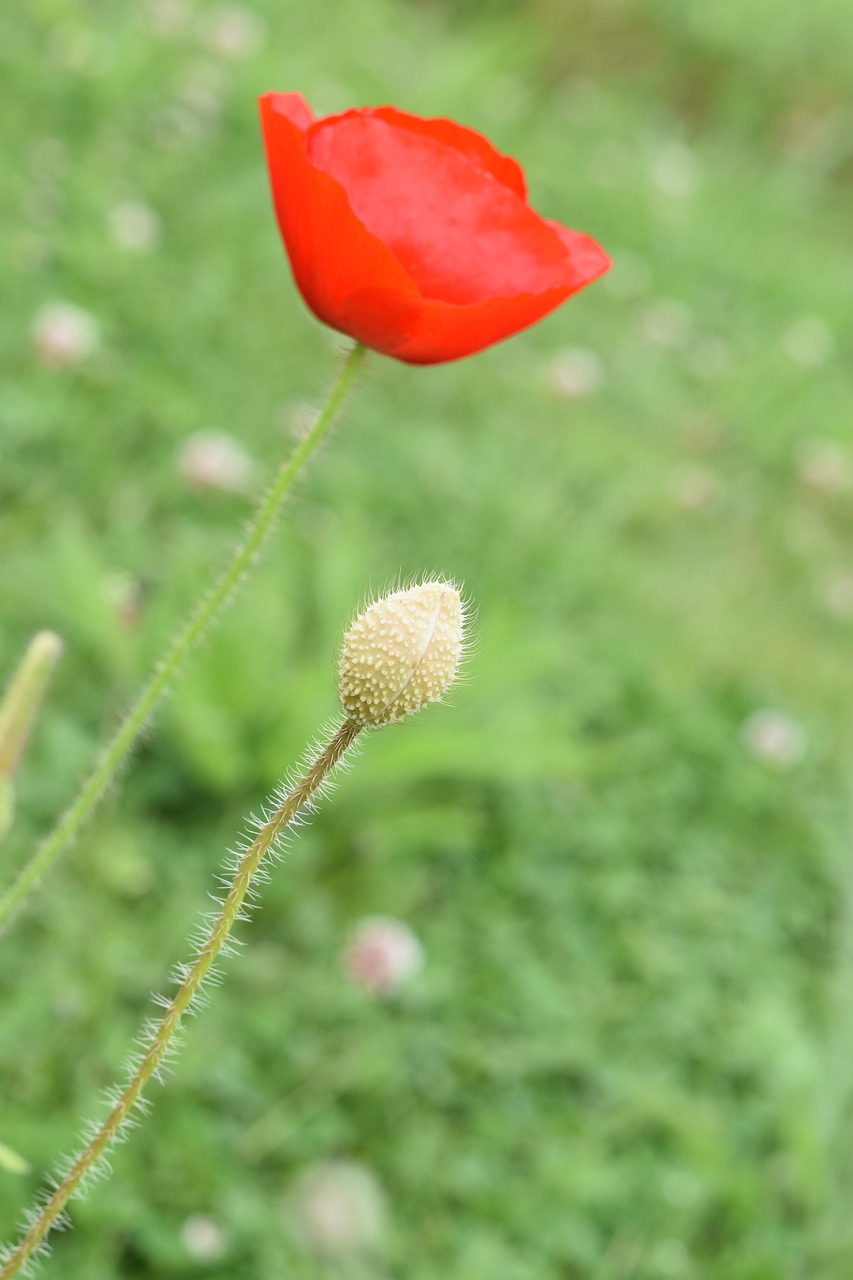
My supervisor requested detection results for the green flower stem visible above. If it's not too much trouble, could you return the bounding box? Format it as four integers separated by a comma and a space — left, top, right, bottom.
0, 342, 366, 933
0, 717, 362, 1279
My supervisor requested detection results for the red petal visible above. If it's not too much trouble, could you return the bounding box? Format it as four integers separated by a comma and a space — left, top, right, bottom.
341, 264, 606, 364
366, 106, 527, 200
546, 220, 612, 283
259, 93, 419, 333
308, 112, 571, 307
260, 94, 611, 363
265, 90, 315, 131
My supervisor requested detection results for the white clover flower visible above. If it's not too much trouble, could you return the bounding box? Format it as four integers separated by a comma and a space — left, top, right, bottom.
650, 142, 701, 199
641, 298, 692, 349
288, 1160, 387, 1259
181, 1213, 227, 1262
177, 430, 256, 493
547, 346, 606, 399
649, 1237, 690, 1276
146, 0, 192, 38
344, 916, 424, 996
604, 251, 652, 300
668, 463, 725, 512
32, 301, 99, 367
690, 335, 734, 381
205, 5, 265, 58
796, 439, 851, 495
741, 709, 807, 768
819, 570, 853, 621
782, 315, 835, 367
108, 201, 162, 252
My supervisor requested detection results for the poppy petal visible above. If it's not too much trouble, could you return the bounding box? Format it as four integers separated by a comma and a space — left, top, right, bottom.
268, 90, 315, 131
342, 278, 595, 364
308, 113, 571, 307
260, 93, 611, 363
366, 106, 527, 200
259, 93, 420, 333
546, 220, 613, 286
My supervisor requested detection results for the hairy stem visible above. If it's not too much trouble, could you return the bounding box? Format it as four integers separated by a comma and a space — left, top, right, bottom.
0, 342, 366, 933
0, 717, 362, 1278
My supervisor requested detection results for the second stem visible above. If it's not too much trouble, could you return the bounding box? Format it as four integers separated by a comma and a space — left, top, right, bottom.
0, 342, 366, 932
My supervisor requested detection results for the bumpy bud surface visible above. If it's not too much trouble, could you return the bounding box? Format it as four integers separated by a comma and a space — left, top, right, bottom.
338, 581, 464, 727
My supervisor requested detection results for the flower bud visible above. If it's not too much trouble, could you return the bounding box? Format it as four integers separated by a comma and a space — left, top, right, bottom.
337, 581, 464, 727
0, 776, 13, 845
0, 631, 63, 777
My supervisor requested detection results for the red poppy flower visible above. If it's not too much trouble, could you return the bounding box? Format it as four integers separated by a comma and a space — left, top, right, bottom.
259, 92, 611, 365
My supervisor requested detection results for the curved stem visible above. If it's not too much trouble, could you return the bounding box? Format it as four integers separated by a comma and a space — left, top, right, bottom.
0, 718, 362, 1278
0, 342, 367, 933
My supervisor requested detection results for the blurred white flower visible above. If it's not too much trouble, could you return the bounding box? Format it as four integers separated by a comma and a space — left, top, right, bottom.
547, 346, 605, 399
641, 298, 692, 349
180, 59, 227, 120
604, 251, 652, 300
48, 26, 96, 72
649, 142, 701, 199
661, 1168, 701, 1209
288, 1160, 387, 1259
146, 0, 192, 38
649, 1237, 690, 1276
344, 917, 424, 996
819, 570, 853, 621
205, 5, 265, 58
690, 335, 735, 381
796, 439, 851, 495
27, 136, 68, 177
181, 1213, 227, 1262
32, 301, 99, 368
107, 200, 162, 252
741, 709, 807, 768
668, 462, 725, 512
178, 430, 256, 493
782, 315, 835, 367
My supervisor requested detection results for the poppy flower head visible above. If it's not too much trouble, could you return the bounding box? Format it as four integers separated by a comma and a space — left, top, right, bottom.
259, 92, 610, 364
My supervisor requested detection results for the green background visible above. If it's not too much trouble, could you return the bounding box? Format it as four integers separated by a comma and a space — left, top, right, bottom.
1, 0, 852, 1275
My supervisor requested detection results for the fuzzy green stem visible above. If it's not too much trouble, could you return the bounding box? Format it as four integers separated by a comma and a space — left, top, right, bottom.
0, 717, 362, 1278
0, 343, 366, 933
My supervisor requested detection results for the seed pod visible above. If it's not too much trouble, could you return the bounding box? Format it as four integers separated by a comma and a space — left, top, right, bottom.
338, 581, 464, 727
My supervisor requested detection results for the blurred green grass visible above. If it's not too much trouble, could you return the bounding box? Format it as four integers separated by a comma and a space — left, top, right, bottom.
1, 0, 852, 1276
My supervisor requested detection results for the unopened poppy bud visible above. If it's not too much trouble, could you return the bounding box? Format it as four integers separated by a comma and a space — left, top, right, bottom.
0, 776, 13, 845
338, 581, 464, 727
0, 631, 63, 778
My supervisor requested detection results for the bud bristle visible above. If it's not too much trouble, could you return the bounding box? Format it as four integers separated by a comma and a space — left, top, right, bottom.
338, 581, 464, 727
